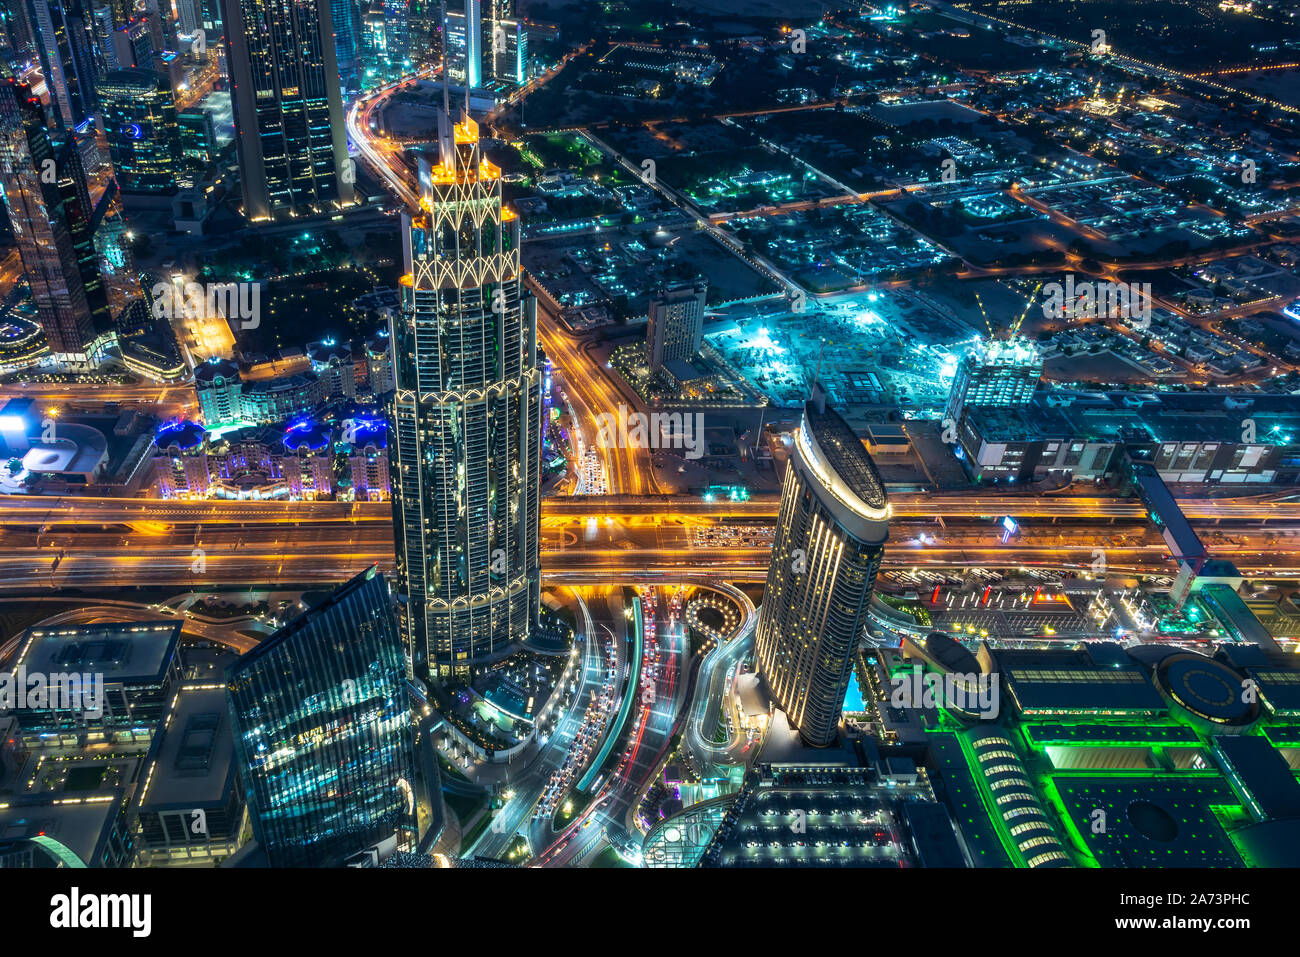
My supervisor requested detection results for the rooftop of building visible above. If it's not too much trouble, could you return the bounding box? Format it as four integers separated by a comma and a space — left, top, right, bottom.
134, 679, 237, 812
972, 389, 1300, 447
803, 401, 888, 512
14, 620, 181, 685
307, 338, 353, 364
1213, 733, 1300, 820
231, 566, 383, 672
194, 357, 241, 385
0, 790, 127, 867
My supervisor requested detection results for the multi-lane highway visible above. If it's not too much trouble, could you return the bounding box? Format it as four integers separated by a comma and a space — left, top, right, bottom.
8, 489, 1300, 592
8, 491, 1300, 525
532, 586, 690, 867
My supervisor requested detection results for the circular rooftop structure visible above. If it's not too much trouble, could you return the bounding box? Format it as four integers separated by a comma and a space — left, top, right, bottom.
308, 338, 351, 365
282, 418, 332, 452
1155, 652, 1257, 731
154, 418, 206, 452
194, 356, 240, 386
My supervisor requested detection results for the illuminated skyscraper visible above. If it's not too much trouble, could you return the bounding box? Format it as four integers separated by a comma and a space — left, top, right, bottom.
27, 0, 98, 128
218, 0, 354, 221
443, 0, 480, 88
176, 0, 201, 35
386, 106, 543, 678
755, 396, 890, 747
646, 279, 706, 372
943, 337, 1042, 429
89, 4, 117, 70
331, 0, 360, 89
0, 0, 37, 59
0, 66, 101, 363
99, 68, 181, 198
52, 134, 112, 333
406, 0, 438, 70
485, 0, 524, 85
226, 566, 420, 867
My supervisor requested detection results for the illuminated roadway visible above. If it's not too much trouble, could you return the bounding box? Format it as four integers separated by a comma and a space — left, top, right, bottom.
532, 587, 689, 867
11, 491, 1300, 523
9, 494, 1300, 590
465, 589, 607, 861
683, 582, 757, 778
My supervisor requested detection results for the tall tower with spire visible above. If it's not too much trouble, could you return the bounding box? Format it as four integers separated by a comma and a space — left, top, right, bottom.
385, 106, 543, 679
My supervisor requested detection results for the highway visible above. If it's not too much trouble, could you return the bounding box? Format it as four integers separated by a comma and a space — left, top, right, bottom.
532, 586, 690, 867
682, 583, 757, 779
10, 500, 1300, 591
465, 590, 609, 861
10, 490, 1300, 525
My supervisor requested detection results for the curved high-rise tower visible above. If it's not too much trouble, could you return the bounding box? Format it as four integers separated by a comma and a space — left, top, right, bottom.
386, 109, 542, 679
755, 397, 890, 747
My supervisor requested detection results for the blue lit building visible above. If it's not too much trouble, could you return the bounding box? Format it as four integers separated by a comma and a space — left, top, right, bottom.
226, 566, 420, 867
330, 0, 360, 90
98, 68, 181, 198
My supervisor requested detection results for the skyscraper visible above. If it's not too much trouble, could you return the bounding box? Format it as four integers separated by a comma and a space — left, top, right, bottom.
646, 279, 707, 372
52, 134, 112, 333
27, 0, 98, 128
943, 337, 1042, 429
386, 107, 543, 678
175, 0, 203, 35
484, 0, 524, 85
0, 0, 37, 60
755, 395, 890, 747
110, 15, 151, 69
99, 68, 181, 198
0, 66, 100, 363
443, 0, 480, 89
406, 0, 437, 70
488, 14, 525, 85
226, 566, 420, 867
218, 0, 354, 221
330, 0, 360, 89
89, 4, 118, 71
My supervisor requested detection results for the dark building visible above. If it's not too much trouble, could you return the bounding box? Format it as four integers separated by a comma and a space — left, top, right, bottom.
645, 279, 707, 373
755, 396, 890, 746
218, 0, 354, 220
226, 566, 420, 867
0, 65, 101, 363
99, 68, 181, 199
53, 133, 112, 332
27, 0, 98, 129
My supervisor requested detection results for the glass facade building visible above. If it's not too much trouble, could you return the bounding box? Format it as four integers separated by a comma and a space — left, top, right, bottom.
0, 67, 100, 361
331, 0, 359, 89
53, 135, 112, 333
218, 0, 354, 221
27, 0, 98, 129
755, 399, 891, 747
99, 68, 181, 195
443, 0, 480, 88
226, 566, 419, 867
386, 109, 543, 677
